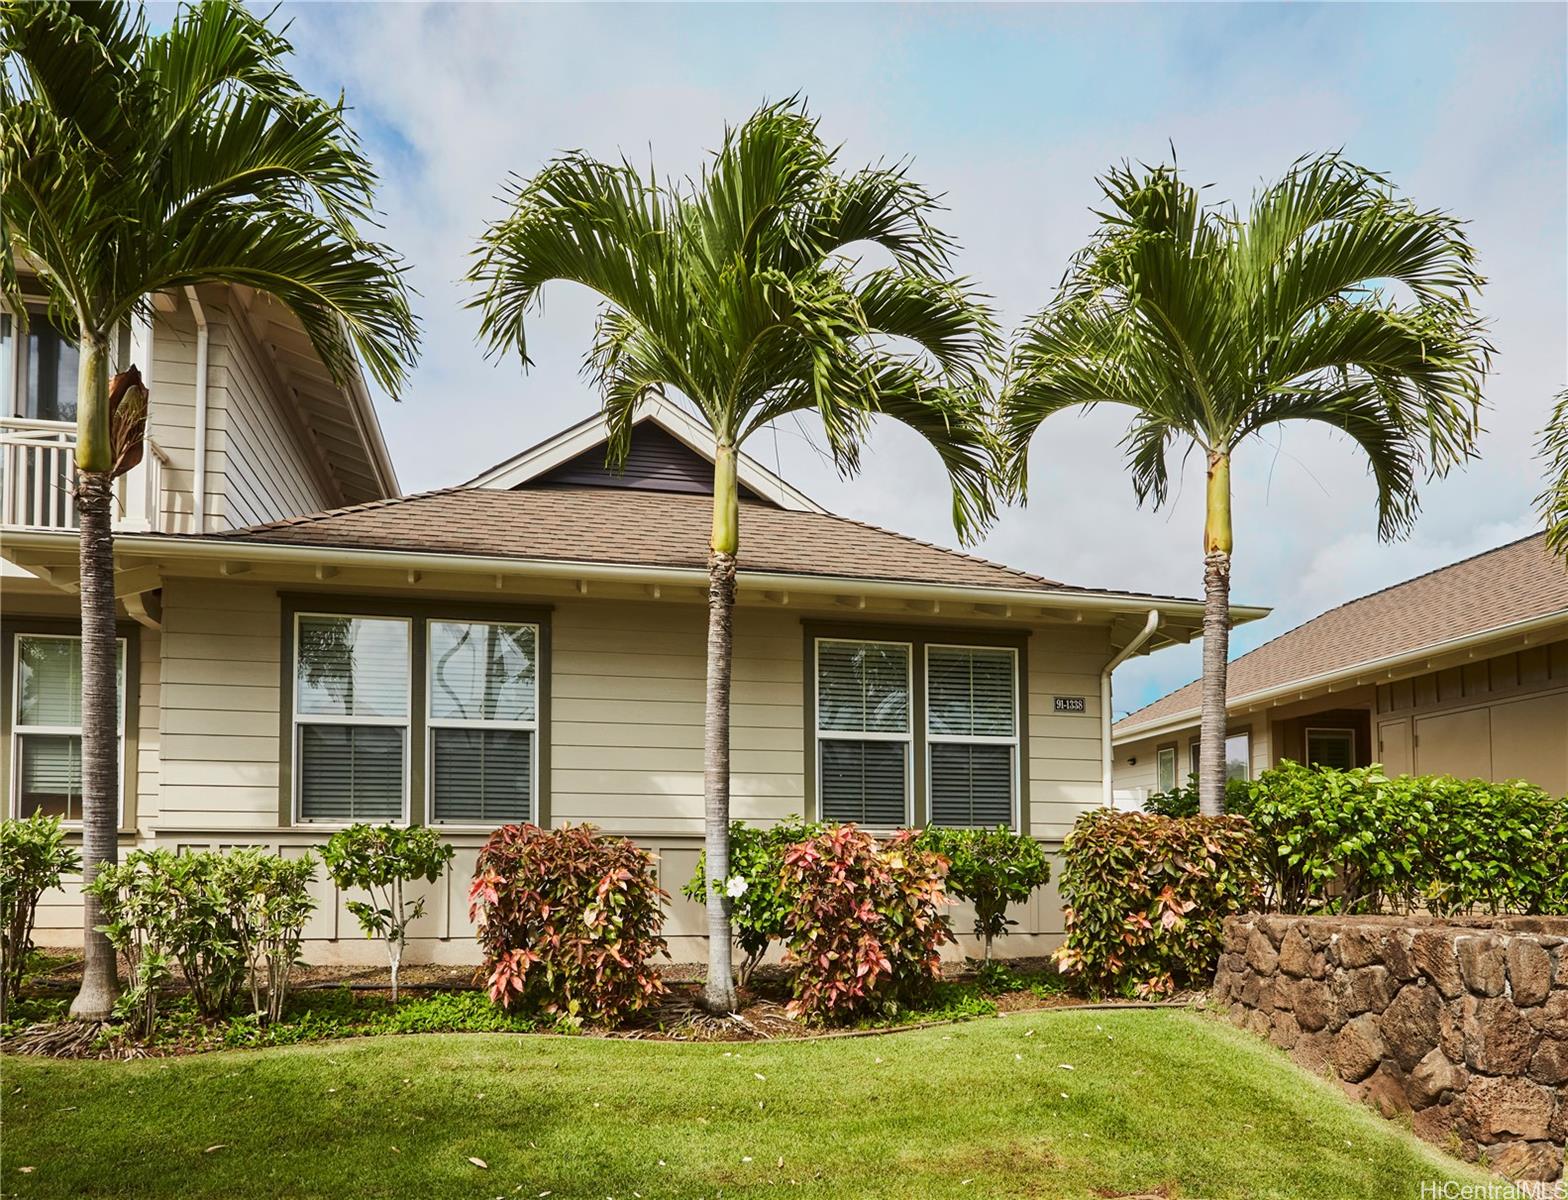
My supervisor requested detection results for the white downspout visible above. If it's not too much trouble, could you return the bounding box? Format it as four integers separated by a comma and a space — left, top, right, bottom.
1101, 609, 1162, 809
184, 287, 209, 533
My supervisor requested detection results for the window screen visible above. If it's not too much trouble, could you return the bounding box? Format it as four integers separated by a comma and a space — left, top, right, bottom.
815, 640, 910, 825
295, 615, 408, 821
11, 634, 124, 822
428, 621, 537, 824
927, 647, 1016, 827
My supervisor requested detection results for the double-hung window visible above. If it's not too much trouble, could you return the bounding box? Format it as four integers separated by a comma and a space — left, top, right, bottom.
293, 614, 410, 823
812, 634, 1024, 830
815, 639, 912, 827
926, 646, 1018, 828
11, 633, 125, 822
427, 621, 537, 825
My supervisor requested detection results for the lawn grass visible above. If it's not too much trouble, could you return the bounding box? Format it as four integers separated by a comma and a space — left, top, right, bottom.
0, 1009, 1486, 1200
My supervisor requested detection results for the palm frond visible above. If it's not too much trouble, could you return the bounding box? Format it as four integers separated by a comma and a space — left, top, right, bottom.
1241, 384, 1421, 540
1001, 150, 1490, 543
1538, 389, 1568, 559
144, 207, 415, 394
1, 0, 418, 392
473, 96, 999, 542
469, 155, 675, 371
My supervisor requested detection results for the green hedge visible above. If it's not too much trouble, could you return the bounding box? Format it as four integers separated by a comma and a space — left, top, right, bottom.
1244, 761, 1568, 916
1057, 763, 1568, 997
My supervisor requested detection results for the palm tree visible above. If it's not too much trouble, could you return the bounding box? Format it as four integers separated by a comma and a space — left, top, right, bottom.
0, 0, 418, 1020
1001, 154, 1491, 816
470, 100, 996, 1011
1539, 390, 1568, 557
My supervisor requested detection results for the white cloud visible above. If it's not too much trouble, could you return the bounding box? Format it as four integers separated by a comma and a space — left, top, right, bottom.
282, 2, 1565, 715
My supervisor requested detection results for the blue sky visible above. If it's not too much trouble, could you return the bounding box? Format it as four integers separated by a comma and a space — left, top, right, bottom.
275, 1, 1566, 715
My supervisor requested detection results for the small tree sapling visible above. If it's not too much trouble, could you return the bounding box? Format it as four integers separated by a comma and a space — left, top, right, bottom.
323, 825, 454, 1001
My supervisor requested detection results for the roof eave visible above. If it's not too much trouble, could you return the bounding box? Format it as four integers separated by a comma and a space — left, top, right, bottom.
1112, 606, 1568, 743
1, 527, 1268, 623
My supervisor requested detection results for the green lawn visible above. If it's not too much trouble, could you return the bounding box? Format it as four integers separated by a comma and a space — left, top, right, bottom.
1, 1010, 1484, 1200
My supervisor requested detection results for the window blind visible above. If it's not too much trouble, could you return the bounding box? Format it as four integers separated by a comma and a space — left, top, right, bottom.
431, 728, 531, 824
816, 640, 911, 826
1306, 730, 1355, 771
427, 621, 538, 826
817, 641, 909, 734
927, 647, 1015, 737
17, 733, 82, 820
927, 646, 1017, 829
930, 743, 1013, 828
295, 615, 409, 821
820, 740, 908, 827
297, 725, 404, 822
11, 635, 124, 823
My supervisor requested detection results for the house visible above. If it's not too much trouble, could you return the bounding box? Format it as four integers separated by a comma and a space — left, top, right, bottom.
2, 288, 1268, 964
1112, 535, 1568, 805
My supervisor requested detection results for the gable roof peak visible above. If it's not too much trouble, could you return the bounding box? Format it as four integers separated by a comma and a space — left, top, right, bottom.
464, 397, 828, 513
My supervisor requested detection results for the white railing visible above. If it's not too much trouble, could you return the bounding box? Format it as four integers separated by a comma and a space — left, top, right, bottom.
0, 417, 172, 533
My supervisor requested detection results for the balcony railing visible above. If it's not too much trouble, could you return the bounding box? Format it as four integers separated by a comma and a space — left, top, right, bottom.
1, 418, 172, 534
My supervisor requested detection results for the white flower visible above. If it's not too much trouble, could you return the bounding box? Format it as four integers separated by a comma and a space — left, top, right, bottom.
725, 875, 749, 899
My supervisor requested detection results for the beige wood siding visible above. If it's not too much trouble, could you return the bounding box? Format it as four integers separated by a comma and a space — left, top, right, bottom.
31, 581, 1126, 960
144, 303, 212, 533
208, 303, 337, 529
1027, 624, 1111, 838
156, 579, 282, 828
551, 600, 804, 835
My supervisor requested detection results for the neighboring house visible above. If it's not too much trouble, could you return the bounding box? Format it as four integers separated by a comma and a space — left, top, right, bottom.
2, 292, 1266, 962
1113, 535, 1568, 806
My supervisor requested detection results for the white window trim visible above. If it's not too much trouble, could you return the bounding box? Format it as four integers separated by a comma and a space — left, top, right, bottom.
1156, 745, 1178, 794
813, 636, 914, 828
1305, 726, 1356, 769
10, 632, 126, 825
924, 643, 1020, 831
291, 612, 412, 827
425, 619, 540, 830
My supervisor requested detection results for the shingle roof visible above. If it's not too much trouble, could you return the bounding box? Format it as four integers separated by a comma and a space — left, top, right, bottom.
192, 485, 1175, 597
1114, 533, 1568, 736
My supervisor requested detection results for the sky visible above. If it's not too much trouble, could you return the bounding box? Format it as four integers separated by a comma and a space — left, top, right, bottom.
275, 0, 1566, 717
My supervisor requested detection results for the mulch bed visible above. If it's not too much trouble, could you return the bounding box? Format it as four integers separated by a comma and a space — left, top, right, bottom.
5, 955, 1171, 1057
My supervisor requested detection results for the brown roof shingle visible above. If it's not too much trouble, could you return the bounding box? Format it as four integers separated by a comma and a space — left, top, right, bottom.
1114, 533, 1568, 735
190, 485, 1177, 597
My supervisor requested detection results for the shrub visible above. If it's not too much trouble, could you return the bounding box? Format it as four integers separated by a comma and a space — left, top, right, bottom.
1245, 762, 1568, 916
323, 824, 454, 1001
1412, 775, 1568, 915
778, 826, 951, 1024
0, 814, 79, 1022
469, 823, 668, 1027
1142, 773, 1253, 819
222, 850, 319, 1023
682, 818, 822, 986
1242, 762, 1411, 914
88, 848, 319, 1037
1053, 809, 1263, 999
914, 826, 1051, 962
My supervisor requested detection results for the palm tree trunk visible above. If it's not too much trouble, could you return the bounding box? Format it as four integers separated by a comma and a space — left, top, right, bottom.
1198, 449, 1233, 818
701, 443, 739, 1013
71, 334, 121, 1021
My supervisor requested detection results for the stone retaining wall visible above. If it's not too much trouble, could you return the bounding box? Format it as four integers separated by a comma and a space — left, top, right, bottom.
1213, 913, 1567, 1184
